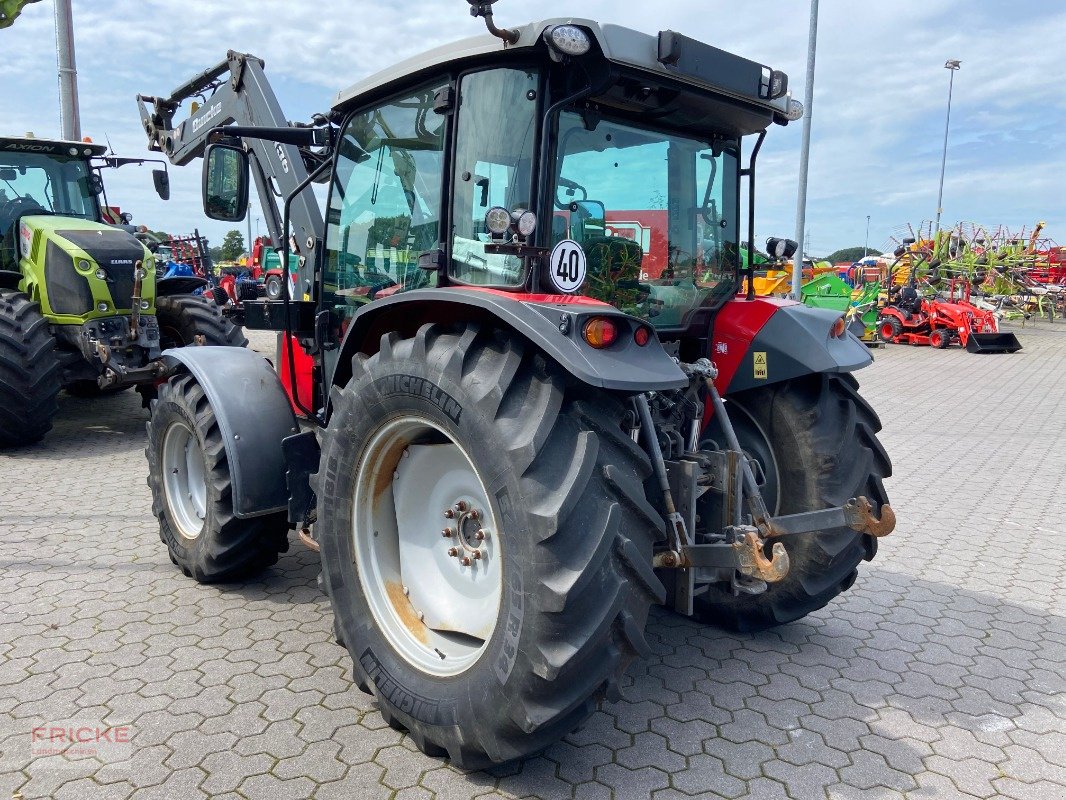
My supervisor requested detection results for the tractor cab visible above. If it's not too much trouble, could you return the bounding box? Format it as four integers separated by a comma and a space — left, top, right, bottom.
201, 12, 798, 348
319, 15, 798, 341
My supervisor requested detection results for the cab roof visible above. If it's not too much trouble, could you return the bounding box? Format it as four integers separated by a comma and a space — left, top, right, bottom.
332, 18, 793, 121
0, 136, 108, 157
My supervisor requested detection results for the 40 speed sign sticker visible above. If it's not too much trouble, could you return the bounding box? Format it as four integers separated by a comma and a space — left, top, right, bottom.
547, 239, 587, 293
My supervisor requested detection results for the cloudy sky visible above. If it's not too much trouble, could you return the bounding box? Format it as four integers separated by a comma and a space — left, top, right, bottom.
3, 0, 1062, 256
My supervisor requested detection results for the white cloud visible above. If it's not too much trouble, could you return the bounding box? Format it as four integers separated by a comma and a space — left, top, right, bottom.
1, 0, 1062, 254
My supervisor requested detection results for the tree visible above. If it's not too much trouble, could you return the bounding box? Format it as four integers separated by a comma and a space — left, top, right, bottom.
825, 246, 882, 264
219, 230, 245, 261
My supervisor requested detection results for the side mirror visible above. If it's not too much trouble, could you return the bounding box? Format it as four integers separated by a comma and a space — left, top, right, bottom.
201, 143, 249, 222
570, 199, 606, 243
765, 237, 798, 260
153, 169, 170, 201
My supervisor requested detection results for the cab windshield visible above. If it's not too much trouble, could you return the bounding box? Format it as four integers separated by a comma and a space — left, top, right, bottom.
552, 111, 739, 327
0, 152, 98, 223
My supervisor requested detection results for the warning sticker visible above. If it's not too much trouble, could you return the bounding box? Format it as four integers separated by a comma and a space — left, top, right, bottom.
753, 351, 768, 379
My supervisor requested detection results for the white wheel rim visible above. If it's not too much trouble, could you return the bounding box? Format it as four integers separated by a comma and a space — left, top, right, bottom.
352, 415, 502, 677
161, 420, 207, 540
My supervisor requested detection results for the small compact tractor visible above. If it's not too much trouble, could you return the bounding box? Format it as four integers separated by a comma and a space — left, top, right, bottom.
0, 135, 247, 447
136, 0, 894, 768
876, 276, 1021, 352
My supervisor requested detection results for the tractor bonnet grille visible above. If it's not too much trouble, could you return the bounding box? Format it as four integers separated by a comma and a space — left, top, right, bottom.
56, 229, 144, 311
44, 241, 94, 316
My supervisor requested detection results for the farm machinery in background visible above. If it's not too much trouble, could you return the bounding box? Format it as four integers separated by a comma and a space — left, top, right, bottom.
0, 135, 246, 447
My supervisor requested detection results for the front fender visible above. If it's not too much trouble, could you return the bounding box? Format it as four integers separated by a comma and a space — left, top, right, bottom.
331, 288, 688, 395
161, 346, 298, 517
713, 298, 873, 394
156, 276, 209, 296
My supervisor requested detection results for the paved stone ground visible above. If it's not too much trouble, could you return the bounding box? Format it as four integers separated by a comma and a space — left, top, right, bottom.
0, 320, 1063, 799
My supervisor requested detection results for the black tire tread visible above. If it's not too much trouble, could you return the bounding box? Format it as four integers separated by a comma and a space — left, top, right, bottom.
146, 373, 289, 582
0, 290, 61, 448
696, 372, 891, 632
320, 323, 664, 769
156, 294, 248, 349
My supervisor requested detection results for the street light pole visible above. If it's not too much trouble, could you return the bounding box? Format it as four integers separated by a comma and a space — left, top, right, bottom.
934, 59, 961, 238
864, 215, 871, 257
54, 0, 81, 140
791, 0, 819, 301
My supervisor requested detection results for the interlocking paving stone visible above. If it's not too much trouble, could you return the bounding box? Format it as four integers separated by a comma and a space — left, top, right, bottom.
2, 321, 1064, 798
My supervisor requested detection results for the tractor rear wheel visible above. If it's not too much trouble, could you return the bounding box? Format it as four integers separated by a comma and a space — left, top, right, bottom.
877, 316, 901, 343
156, 295, 248, 350
0, 290, 61, 448
146, 373, 290, 581
696, 373, 891, 632
315, 323, 664, 769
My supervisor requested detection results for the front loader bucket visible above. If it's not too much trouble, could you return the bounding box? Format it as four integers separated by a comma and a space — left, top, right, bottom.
965, 332, 1022, 354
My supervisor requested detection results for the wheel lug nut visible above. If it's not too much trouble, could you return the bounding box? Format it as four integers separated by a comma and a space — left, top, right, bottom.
469, 509, 479, 520
443, 509, 454, 519
447, 547, 459, 557
454, 500, 467, 513
475, 529, 487, 541
461, 556, 472, 566
442, 528, 453, 538
472, 549, 482, 560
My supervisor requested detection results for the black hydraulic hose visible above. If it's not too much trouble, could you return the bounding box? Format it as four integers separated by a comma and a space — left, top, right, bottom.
281, 156, 332, 427
745, 130, 766, 301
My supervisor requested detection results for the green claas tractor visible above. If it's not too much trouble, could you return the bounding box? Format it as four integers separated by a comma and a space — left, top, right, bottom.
0, 135, 246, 447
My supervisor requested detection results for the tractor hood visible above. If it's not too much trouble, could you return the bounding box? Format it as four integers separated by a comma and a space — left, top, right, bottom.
19, 215, 149, 268
18, 215, 155, 322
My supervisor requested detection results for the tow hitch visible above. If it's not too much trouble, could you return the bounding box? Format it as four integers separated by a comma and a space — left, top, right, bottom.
649, 359, 895, 606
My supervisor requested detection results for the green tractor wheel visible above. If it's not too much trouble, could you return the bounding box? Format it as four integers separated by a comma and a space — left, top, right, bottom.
0, 290, 61, 448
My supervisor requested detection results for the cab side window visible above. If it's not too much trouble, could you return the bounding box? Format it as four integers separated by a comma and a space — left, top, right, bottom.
324, 84, 447, 320
450, 68, 538, 286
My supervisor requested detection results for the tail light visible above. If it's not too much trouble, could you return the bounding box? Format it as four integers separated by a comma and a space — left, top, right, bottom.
582, 317, 619, 349
831, 316, 846, 338
634, 326, 651, 346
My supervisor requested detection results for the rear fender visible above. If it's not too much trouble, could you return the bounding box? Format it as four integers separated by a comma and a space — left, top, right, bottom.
713, 298, 872, 394
329, 288, 687, 403
161, 346, 298, 518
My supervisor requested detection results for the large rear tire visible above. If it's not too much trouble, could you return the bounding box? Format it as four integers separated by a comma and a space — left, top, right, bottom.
146, 373, 290, 581
0, 290, 61, 448
696, 373, 891, 632
156, 294, 248, 350
315, 323, 665, 769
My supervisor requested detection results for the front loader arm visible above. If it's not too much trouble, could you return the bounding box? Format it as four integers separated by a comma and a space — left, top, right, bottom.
136, 51, 327, 290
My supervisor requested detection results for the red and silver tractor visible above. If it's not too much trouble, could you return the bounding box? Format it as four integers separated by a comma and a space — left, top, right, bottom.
137, 1, 894, 768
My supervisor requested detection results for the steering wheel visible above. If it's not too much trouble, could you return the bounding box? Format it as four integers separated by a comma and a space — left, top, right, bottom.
0, 197, 49, 232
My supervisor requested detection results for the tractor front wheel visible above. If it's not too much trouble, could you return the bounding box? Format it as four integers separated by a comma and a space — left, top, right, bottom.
315, 324, 664, 769
0, 290, 61, 448
146, 373, 290, 581
696, 373, 891, 632
930, 329, 952, 349
156, 295, 248, 350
